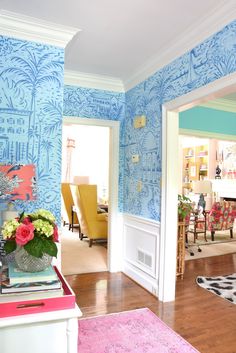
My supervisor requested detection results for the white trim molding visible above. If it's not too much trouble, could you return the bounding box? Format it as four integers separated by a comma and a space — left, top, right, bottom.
179, 128, 236, 142
0, 10, 80, 48
123, 213, 160, 296
124, 0, 236, 91
63, 116, 122, 272
160, 71, 236, 302
200, 98, 236, 113
64, 70, 125, 92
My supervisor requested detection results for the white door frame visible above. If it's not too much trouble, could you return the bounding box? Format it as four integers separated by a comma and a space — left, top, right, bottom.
159, 72, 236, 302
63, 116, 122, 272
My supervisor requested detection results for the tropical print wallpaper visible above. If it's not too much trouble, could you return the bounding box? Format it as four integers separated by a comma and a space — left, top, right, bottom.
0, 35, 64, 223
1, 19, 236, 224
123, 20, 236, 220
64, 85, 125, 121
63, 85, 126, 210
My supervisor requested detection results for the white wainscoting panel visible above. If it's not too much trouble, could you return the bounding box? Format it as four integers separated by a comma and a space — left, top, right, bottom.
123, 214, 160, 297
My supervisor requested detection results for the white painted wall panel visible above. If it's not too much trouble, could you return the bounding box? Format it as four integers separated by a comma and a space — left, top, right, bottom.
123, 214, 160, 296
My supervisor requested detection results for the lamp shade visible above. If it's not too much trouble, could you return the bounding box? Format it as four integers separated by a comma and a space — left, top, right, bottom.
192, 180, 212, 194
73, 176, 90, 184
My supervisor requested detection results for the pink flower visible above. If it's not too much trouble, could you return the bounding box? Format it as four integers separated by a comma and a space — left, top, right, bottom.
16, 223, 35, 246
53, 225, 59, 242
22, 217, 31, 225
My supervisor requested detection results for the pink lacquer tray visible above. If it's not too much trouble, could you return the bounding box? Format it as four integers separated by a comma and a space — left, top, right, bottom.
0, 267, 75, 318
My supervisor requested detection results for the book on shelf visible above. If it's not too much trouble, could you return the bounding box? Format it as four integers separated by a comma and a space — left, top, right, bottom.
1, 267, 61, 294
0, 287, 64, 303
8, 263, 58, 284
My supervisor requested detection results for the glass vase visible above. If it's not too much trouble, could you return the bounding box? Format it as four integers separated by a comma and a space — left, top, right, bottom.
14, 246, 52, 272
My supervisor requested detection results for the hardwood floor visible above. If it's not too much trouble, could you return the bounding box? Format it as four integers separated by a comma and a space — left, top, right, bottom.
65, 253, 236, 353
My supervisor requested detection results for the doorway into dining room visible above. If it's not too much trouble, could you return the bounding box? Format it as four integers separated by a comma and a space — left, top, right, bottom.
61, 117, 121, 276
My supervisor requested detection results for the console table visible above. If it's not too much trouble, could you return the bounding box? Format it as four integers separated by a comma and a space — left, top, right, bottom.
0, 305, 82, 353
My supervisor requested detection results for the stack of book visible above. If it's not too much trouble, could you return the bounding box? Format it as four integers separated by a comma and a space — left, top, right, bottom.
0, 263, 64, 303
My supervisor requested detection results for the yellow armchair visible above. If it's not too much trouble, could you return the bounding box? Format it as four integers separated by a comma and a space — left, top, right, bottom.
61, 183, 79, 231
70, 184, 108, 247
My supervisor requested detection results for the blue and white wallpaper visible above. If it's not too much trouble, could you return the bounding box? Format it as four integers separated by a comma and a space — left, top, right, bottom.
2, 19, 236, 224
123, 20, 236, 221
0, 35, 64, 223
64, 85, 125, 121
63, 85, 126, 210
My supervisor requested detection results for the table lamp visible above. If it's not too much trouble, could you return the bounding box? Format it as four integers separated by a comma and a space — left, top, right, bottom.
192, 180, 212, 210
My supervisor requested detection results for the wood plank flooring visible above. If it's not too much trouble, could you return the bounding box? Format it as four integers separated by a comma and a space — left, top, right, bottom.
65, 253, 236, 353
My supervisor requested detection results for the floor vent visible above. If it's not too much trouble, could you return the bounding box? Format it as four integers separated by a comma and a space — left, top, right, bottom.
137, 249, 152, 269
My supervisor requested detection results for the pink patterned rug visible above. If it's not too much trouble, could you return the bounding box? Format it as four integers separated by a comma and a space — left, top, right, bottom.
78, 308, 200, 353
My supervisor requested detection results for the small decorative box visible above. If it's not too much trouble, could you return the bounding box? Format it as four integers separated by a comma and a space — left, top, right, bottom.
0, 267, 75, 318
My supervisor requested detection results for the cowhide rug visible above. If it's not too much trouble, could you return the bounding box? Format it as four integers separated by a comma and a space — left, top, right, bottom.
196, 274, 236, 304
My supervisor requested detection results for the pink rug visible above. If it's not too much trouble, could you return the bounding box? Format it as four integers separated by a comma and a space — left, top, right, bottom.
78, 308, 200, 353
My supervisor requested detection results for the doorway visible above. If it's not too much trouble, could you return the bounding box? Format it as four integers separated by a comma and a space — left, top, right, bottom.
61, 116, 122, 274
61, 123, 110, 274
179, 133, 236, 260
159, 72, 236, 302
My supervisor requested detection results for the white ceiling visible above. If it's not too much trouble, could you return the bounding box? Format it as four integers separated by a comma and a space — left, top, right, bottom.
1, 0, 234, 87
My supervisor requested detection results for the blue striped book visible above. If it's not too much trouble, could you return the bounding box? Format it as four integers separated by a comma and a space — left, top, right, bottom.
8, 263, 58, 285
1, 267, 61, 294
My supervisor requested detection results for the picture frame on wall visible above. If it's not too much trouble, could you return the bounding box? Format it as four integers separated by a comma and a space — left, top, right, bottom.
0, 164, 36, 201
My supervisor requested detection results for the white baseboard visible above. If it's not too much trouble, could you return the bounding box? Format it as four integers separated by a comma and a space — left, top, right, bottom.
122, 213, 160, 297
124, 262, 158, 297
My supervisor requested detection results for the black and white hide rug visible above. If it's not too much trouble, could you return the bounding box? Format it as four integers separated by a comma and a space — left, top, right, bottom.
196, 274, 236, 304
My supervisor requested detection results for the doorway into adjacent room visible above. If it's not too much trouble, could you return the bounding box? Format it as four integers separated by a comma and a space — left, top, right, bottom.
160, 72, 236, 302
179, 134, 236, 261
61, 122, 109, 275
60, 117, 121, 276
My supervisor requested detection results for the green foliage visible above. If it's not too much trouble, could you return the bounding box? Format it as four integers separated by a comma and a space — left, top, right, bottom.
4, 240, 17, 254
18, 211, 25, 223
42, 238, 58, 257
24, 236, 58, 258
24, 237, 44, 258
178, 194, 193, 221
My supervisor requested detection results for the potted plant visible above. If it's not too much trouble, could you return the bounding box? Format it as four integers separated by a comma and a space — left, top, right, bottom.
178, 194, 193, 222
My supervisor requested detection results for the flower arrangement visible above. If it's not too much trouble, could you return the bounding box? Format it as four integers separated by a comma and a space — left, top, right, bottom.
2, 209, 58, 258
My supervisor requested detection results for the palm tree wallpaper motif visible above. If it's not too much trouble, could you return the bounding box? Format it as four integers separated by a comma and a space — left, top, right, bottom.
63, 85, 125, 120
1, 19, 236, 223
41, 140, 53, 171
2, 49, 62, 158
0, 37, 64, 222
123, 20, 236, 221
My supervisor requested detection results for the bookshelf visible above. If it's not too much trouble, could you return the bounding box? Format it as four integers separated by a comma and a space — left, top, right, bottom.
182, 144, 209, 191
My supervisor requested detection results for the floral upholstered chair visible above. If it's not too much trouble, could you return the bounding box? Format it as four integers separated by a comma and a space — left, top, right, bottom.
207, 201, 236, 241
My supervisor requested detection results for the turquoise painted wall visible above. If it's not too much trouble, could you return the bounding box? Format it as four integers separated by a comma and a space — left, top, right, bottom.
179, 106, 236, 135
0, 35, 64, 223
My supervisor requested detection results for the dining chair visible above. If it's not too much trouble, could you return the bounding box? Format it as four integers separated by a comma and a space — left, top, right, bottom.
70, 184, 108, 247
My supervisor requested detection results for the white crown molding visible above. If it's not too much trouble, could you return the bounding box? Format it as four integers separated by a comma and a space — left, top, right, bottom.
200, 98, 236, 113
124, 0, 236, 91
0, 10, 80, 48
64, 69, 125, 92
179, 128, 236, 141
